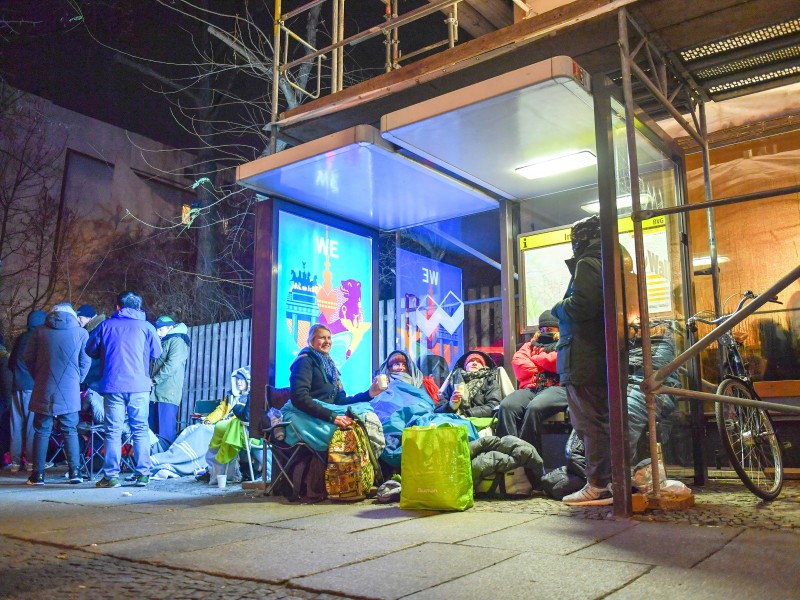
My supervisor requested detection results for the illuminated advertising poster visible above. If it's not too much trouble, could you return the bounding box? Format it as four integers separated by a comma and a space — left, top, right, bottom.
519, 216, 670, 331
396, 248, 464, 370
275, 211, 373, 392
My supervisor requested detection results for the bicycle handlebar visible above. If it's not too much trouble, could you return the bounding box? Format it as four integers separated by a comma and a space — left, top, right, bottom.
687, 290, 781, 332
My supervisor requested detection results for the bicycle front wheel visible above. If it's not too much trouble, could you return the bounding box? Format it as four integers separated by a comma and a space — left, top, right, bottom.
716, 378, 783, 500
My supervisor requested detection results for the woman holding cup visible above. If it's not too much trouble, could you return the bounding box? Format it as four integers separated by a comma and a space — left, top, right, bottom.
436, 351, 502, 418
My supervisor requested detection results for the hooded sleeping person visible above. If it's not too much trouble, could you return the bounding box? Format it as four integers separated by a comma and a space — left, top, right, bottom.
370, 350, 436, 469
436, 350, 502, 418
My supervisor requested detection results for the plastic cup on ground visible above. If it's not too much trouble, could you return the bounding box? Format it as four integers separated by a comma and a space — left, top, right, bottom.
217, 474, 227, 489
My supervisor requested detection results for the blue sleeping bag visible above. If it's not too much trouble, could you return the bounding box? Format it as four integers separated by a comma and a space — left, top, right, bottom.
370, 381, 437, 467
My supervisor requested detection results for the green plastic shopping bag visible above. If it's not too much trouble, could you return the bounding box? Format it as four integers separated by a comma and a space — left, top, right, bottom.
399, 423, 473, 511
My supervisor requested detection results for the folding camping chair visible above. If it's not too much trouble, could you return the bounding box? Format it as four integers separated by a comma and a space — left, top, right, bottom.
262, 385, 326, 497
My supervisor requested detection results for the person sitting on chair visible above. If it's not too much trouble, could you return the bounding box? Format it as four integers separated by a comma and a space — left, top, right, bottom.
495, 310, 568, 455
287, 324, 382, 431
436, 351, 501, 418
197, 366, 262, 484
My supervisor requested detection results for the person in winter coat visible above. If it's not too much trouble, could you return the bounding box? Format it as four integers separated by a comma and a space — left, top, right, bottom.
496, 310, 568, 455
436, 350, 502, 418
0, 334, 13, 465
551, 215, 612, 506
23, 303, 90, 485
86, 291, 162, 488
149, 315, 190, 443
289, 323, 381, 429
6, 310, 46, 471
76, 305, 106, 425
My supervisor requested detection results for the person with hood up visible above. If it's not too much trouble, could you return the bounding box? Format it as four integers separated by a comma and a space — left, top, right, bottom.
23, 303, 90, 485
198, 366, 264, 484
496, 310, 568, 455
86, 291, 162, 488
551, 215, 612, 506
436, 351, 502, 418
6, 309, 46, 471
149, 315, 190, 444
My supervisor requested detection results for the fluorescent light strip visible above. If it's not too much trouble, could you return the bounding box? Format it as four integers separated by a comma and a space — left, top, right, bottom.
515, 151, 596, 180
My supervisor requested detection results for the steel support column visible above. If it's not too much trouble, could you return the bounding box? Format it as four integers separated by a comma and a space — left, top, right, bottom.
592, 71, 631, 518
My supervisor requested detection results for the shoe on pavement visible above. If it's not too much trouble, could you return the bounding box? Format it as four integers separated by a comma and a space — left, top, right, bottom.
195, 470, 211, 483
44, 461, 55, 469
3, 462, 21, 471
133, 475, 149, 487
23, 463, 34, 472
26, 473, 45, 486
68, 470, 83, 484
96, 477, 121, 488
563, 483, 613, 506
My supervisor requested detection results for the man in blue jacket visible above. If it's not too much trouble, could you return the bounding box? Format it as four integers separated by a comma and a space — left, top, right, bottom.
86, 291, 162, 488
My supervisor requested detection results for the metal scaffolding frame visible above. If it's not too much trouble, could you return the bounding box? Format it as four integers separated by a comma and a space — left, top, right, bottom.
617, 8, 800, 515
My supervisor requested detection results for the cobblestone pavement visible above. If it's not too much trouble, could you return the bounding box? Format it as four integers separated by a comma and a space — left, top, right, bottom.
0, 535, 343, 600
470, 478, 800, 532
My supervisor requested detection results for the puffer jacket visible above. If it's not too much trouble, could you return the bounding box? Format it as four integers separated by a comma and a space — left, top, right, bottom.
551, 239, 606, 386
151, 323, 190, 406
23, 310, 90, 416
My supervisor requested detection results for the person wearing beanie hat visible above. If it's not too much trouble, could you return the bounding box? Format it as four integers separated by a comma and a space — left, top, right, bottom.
552, 214, 611, 506
149, 315, 190, 444
437, 350, 502, 418
495, 311, 567, 461
5, 310, 47, 472
23, 302, 90, 485
76, 304, 96, 320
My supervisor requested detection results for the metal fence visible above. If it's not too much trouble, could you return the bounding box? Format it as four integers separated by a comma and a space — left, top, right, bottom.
179, 318, 252, 425
178, 289, 503, 419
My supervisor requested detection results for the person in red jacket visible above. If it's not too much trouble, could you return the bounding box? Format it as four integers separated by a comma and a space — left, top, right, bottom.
495, 310, 568, 454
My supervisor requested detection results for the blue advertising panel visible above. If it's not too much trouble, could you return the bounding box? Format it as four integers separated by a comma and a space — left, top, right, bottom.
275, 210, 373, 392
396, 248, 464, 370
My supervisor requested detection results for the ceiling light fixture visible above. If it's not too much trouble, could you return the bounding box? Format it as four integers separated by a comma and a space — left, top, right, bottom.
580, 194, 653, 214
515, 150, 596, 180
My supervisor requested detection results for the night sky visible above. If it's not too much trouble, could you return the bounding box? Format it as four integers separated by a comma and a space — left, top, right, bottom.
0, 0, 448, 150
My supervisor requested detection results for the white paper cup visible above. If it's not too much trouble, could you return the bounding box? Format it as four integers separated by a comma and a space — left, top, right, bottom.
455, 383, 466, 395
217, 474, 227, 489
377, 374, 389, 390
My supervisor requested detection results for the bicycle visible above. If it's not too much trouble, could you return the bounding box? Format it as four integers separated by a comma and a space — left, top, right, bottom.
688, 291, 784, 500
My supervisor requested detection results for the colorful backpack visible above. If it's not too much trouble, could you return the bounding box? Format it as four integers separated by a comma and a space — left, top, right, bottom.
325, 416, 376, 501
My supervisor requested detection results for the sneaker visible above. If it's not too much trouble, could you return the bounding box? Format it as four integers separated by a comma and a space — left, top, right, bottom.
96, 477, 121, 488
44, 461, 55, 470
68, 470, 83, 484
133, 475, 149, 487
195, 470, 210, 483
24, 463, 34, 472
3, 462, 21, 471
563, 483, 613, 506
26, 473, 45, 486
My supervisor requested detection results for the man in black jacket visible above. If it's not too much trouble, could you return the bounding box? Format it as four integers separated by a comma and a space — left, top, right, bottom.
551, 215, 612, 506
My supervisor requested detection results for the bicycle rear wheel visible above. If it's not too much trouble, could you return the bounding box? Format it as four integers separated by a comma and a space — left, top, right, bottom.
716, 378, 783, 500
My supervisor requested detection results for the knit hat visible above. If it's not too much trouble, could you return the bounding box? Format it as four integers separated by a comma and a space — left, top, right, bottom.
538, 310, 558, 329
154, 316, 175, 329
76, 304, 96, 318
464, 352, 486, 367
52, 302, 78, 319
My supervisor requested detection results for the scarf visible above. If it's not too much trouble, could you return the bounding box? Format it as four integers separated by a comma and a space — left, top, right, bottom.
461, 367, 493, 409
308, 347, 340, 388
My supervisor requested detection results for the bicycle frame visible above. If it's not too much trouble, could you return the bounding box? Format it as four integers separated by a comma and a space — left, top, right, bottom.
640, 263, 800, 417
